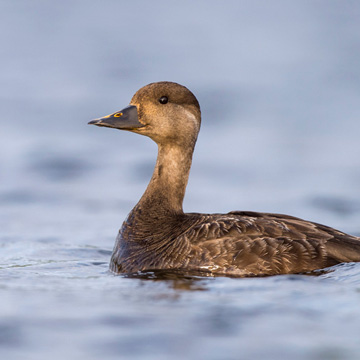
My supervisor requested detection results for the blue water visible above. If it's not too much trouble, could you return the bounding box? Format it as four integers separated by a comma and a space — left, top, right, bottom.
1, 1, 360, 359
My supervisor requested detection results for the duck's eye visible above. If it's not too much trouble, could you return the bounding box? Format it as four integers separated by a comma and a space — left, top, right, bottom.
159, 96, 168, 104
113, 112, 123, 117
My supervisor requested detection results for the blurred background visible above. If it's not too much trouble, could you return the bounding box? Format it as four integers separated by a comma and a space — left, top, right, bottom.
1, 0, 360, 233
1, 1, 360, 360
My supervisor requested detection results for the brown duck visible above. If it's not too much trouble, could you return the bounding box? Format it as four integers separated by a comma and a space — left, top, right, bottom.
89, 81, 360, 277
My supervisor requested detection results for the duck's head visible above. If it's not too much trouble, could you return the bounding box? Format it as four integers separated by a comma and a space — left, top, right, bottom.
89, 81, 201, 146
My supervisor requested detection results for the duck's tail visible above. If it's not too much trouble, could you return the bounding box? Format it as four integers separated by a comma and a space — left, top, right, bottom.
326, 235, 360, 265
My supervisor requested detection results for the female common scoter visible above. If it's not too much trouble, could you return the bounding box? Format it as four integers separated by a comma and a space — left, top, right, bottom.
89, 81, 360, 277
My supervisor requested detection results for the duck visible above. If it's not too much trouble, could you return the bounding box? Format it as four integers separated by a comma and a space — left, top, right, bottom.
89, 81, 360, 277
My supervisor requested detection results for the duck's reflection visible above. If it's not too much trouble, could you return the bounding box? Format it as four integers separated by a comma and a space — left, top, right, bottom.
122, 269, 215, 291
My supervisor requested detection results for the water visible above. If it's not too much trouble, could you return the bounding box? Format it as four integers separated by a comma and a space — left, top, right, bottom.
1, 1, 360, 359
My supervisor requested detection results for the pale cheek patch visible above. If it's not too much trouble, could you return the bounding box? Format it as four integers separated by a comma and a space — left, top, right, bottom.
183, 109, 200, 131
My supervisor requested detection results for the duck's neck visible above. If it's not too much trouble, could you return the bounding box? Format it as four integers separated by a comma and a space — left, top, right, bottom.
136, 142, 195, 216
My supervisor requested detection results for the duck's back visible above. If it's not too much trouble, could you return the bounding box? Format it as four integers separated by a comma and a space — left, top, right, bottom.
178, 211, 360, 276
110, 210, 360, 276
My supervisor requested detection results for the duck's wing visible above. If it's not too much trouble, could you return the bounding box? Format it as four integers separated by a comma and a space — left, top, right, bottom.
183, 211, 360, 276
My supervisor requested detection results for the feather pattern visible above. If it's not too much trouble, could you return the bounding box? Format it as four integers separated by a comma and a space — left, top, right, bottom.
110, 210, 360, 276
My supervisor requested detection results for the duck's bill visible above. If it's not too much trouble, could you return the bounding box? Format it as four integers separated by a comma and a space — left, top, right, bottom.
88, 105, 145, 129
